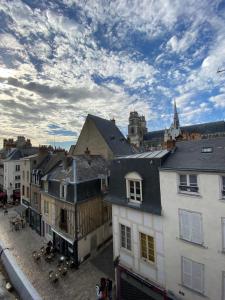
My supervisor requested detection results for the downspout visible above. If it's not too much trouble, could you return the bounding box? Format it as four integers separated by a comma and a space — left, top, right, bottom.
73, 158, 79, 269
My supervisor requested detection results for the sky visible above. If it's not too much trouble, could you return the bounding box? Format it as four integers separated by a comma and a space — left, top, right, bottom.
0, 0, 225, 150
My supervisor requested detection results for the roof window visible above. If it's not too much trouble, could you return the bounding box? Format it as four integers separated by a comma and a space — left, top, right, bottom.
201, 147, 213, 153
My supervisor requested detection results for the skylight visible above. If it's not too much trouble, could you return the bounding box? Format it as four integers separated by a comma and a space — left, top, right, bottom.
201, 147, 213, 153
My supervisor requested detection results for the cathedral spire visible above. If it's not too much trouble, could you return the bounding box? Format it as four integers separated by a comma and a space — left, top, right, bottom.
173, 100, 180, 129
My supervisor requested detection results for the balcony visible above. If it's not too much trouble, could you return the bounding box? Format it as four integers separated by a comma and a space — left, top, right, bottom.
179, 185, 199, 193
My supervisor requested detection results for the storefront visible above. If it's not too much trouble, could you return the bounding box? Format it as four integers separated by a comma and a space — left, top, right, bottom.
29, 208, 42, 235
116, 265, 172, 300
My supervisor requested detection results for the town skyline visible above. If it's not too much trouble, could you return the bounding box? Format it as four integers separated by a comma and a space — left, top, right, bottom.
0, 0, 225, 150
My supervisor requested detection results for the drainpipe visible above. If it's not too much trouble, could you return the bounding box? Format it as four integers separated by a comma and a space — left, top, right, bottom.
73, 158, 79, 269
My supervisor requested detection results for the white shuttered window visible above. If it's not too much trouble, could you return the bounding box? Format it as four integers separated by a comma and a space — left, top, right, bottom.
179, 210, 203, 244
182, 257, 204, 294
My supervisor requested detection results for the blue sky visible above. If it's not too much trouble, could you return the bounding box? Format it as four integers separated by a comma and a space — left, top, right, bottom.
0, 0, 225, 149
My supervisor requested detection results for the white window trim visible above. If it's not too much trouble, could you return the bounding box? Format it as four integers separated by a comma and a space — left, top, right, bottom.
44, 200, 49, 215
179, 209, 203, 245
125, 172, 143, 204
120, 224, 132, 251
181, 256, 204, 295
178, 173, 199, 195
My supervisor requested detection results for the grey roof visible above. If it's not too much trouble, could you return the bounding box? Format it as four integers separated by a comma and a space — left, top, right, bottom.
87, 114, 135, 156
161, 137, 225, 172
144, 120, 225, 141
46, 155, 108, 183
118, 149, 169, 159
5, 148, 38, 161
35, 152, 65, 175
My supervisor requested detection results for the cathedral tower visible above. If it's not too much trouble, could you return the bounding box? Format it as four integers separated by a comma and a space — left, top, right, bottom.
128, 111, 147, 147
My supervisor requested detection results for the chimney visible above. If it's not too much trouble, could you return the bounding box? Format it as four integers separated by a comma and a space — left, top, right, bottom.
165, 139, 176, 151
110, 118, 116, 125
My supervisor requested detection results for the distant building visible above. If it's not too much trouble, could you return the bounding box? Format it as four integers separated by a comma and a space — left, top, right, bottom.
3, 136, 32, 150
160, 137, 225, 300
127, 111, 148, 148
105, 150, 171, 300
130, 103, 225, 149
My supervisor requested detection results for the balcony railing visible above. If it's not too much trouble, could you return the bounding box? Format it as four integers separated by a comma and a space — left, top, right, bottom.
179, 185, 199, 193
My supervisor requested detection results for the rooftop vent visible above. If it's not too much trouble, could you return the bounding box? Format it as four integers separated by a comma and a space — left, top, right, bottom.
201, 147, 213, 153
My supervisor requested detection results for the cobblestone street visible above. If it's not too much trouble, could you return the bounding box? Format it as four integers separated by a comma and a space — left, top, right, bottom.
0, 208, 114, 300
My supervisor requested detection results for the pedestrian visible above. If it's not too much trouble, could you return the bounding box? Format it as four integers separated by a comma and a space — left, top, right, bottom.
96, 284, 104, 300
106, 278, 112, 300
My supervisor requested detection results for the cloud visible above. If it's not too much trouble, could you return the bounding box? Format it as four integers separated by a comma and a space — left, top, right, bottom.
210, 94, 225, 108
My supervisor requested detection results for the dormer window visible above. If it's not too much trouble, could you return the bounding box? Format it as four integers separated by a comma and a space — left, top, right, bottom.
125, 172, 143, 203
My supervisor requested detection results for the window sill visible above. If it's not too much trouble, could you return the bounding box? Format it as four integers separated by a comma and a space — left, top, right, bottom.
178, 191, 201, 198
127, 200, 141, 207
176, 237, 207, 249
120, 247, 133, 256
140, 257, 156, 269
178, 283, 206, 298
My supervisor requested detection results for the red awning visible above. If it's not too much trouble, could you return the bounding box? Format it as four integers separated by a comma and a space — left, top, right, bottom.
0, 192, 7, 199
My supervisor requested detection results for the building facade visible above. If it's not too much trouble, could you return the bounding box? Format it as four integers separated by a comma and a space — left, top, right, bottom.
127, 111, 147, 148
106, 150, 172, 300
160, 137, 225, 300
40, 155, 112, 266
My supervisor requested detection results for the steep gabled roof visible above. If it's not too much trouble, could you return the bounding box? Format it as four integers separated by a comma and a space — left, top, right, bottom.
161, 137, 225, 172
5, 148, 38, 161
87, 114, 134, 156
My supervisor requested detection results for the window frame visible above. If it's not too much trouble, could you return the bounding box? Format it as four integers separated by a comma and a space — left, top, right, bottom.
44, 200, 49, 215
178, 173, 199, 194
120, 224, 132, 251
60, 183, 67, 199
179, 209, 203, 245
222, 176, 225, 199
125, 172, 143, 204
181, 256, 204, 294
139, 232, 155, 264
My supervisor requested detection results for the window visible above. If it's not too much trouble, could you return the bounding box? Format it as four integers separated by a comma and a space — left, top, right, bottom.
15, 175, 20, 180
45, 223, 53, 236
22, 185, 25, 196
182, 257, 204, 294
44, 181, 48, 193
22, 171, 25, 180
179, 174, 198, 193
60, 184, 66, 199
125, 172, 143, 203
222, 218, 225, 252
222, 176, 225, 198
140, 233, 155, 263
44, 200, 49, 214
179, 209, 203, 245
15, 165, 20, 172
33, 192, 38, 205
27, 171, 29, 182
15, 183, 20, 189
26, 187, 29, 198
120, 224, 131, 251
60, 209, 68, 232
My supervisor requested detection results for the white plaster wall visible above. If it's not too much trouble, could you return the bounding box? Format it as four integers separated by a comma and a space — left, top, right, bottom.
78, 221, 112, 262
160, 171, 225, 300
4, 160, 21, 198
112, 204, 165, 287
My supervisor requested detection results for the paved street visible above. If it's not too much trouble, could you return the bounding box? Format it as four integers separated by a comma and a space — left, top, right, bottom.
0, 208, 114, 300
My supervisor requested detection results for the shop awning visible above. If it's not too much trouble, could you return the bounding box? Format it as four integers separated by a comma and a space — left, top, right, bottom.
51, 227, 74, 245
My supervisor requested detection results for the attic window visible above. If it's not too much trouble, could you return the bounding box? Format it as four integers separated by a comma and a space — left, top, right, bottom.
110, 136, 115, 140
201, 147, 213, 153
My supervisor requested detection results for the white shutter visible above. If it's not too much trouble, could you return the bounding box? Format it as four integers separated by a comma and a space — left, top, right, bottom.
192, 260, 204, 293
222, 218, 225, 251
182, 257, 192, 288
223, 272, 225, 300
191, 212, 202, 244
179, 210, 191, 241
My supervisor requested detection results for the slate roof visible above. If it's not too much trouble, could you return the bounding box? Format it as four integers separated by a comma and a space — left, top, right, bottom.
35, 152, 65, 175
5, 148, 38, 161
87, 114, 135, 156
144, 120, 225, 141
118, 149, 169, 159
161, 137, 225, 172
46, 155, 108, 183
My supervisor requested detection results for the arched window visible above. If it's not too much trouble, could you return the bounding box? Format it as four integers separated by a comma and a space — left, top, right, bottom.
125, 172, 143, 203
